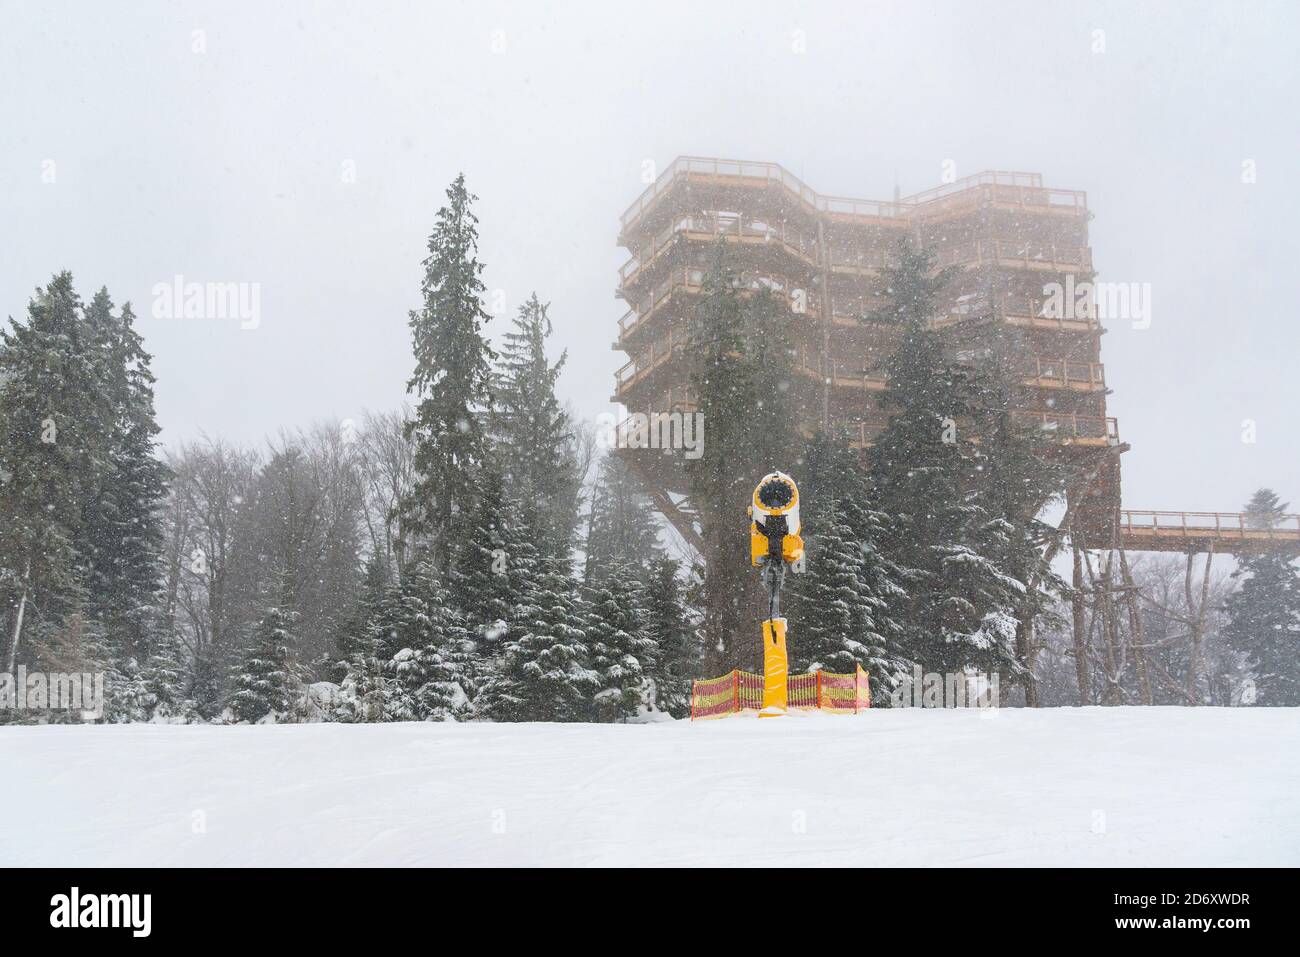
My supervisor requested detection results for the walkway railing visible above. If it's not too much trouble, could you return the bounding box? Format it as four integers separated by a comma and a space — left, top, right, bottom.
620, 157, 1086, 237
620, 158, 894, 233
831, 412, 1119, 449
794, 350, 888, 390
613, 327, 688, 393
1119, 510, 1300, 540
1010, 411, 1119, 442
617, 268, 812, 341
932, 240, 1093, 271
619, 230, 1095, 282
1018, 358, 1106, 389
620, 284, 1102, 342
619, 214, 822, 288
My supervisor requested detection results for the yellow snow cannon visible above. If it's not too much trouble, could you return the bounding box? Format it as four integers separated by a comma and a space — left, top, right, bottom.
749, 471, 804, 570
748, 471, 804, 718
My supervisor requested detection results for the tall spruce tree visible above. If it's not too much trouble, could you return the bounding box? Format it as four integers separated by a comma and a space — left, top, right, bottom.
78, 290, 170, 685
686, 248, 752, 672
1223, 489, 1300, 705
491, 293, 580, 556
477, 556, 596, 722
404, 175, 496, 574
866, 241, 1025, 680
739, 278, 798, 472
0, 273, 115, 675
968, 317, 1070, 704
585, 566, 655, 722
685, 244, 797, 672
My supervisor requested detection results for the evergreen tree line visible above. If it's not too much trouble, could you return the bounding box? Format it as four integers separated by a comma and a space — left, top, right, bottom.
0, 276, 178, 721
0, 177, 700, 724
2, 178, 1296, 723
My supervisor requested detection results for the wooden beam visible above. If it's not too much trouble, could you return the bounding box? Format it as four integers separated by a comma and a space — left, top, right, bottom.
1117, 546, 1153, 705
1070, 540, 1092, 706
624, 452, 704, 555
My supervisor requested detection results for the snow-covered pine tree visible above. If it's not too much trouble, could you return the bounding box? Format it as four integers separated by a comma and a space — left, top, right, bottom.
686, 245, 753, 674
840, 497, 913, 700
967, 311, 1071, 705
330, 551, 392, 682
190, 647, 227, 722
738, 276, 798, 472
94, 622, 192, 724
866, 240, 1025, 680
403, 175, 496, 575
75, 288, 125, 619
0, 273, 116, 676
477, 556, 596, 722
229, 606, 301, 723
451, 460, 521, 652
336, 625, 388, 724
583, 451, 665, 584
137, 628, 194, 722
449, 460, 549, 710
78, 290, 172, 700
1223, 489, 1300, 706
500, 525, 544, 619
374, 559, 472, 721
791, 485, 887, 672
585, 566, 655, 722
642, 556, 698, 718
788, 433, 909, 692
490, 293, 581, 556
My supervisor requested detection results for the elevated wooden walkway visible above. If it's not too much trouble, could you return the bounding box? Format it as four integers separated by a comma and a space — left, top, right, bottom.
1115, 510, 1300, 555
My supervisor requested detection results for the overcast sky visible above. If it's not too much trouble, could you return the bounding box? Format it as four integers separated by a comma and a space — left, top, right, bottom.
2, 0, 1296, 515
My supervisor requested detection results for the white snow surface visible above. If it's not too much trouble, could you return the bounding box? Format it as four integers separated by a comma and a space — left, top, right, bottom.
3, 707, 1297, 867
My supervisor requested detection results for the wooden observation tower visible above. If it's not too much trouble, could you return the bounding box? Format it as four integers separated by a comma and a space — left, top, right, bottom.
611, 157, 1300, 563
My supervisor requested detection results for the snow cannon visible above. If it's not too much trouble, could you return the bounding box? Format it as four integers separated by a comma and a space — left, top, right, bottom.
748, 472, 805, 718
749, 472, 804, 571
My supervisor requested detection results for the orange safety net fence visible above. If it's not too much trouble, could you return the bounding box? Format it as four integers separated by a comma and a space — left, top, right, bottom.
691, 665, 871, 719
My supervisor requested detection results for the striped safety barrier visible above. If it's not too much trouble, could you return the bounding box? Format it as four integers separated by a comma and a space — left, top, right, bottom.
690, 665, 871, 719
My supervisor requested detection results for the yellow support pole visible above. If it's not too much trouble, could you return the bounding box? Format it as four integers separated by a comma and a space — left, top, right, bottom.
760, 617, 788, 717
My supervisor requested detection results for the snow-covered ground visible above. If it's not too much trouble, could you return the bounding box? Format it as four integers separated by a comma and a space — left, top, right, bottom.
3, 707, 1297, 867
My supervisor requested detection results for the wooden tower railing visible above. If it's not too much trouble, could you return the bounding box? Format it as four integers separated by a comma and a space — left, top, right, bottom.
1116, 510, 1300, 554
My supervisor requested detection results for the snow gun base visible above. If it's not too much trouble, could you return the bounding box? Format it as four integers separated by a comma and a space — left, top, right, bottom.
760, 617, 789, 717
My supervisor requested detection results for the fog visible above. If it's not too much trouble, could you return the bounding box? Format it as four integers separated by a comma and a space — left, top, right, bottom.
2, 0, 1296, 513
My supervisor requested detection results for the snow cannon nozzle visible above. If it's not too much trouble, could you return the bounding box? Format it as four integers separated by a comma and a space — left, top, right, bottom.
751, 470, 799, 518
758, 476, 794, 510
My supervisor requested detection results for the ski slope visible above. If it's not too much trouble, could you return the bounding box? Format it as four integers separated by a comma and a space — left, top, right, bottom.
3, 707, 1297, 867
